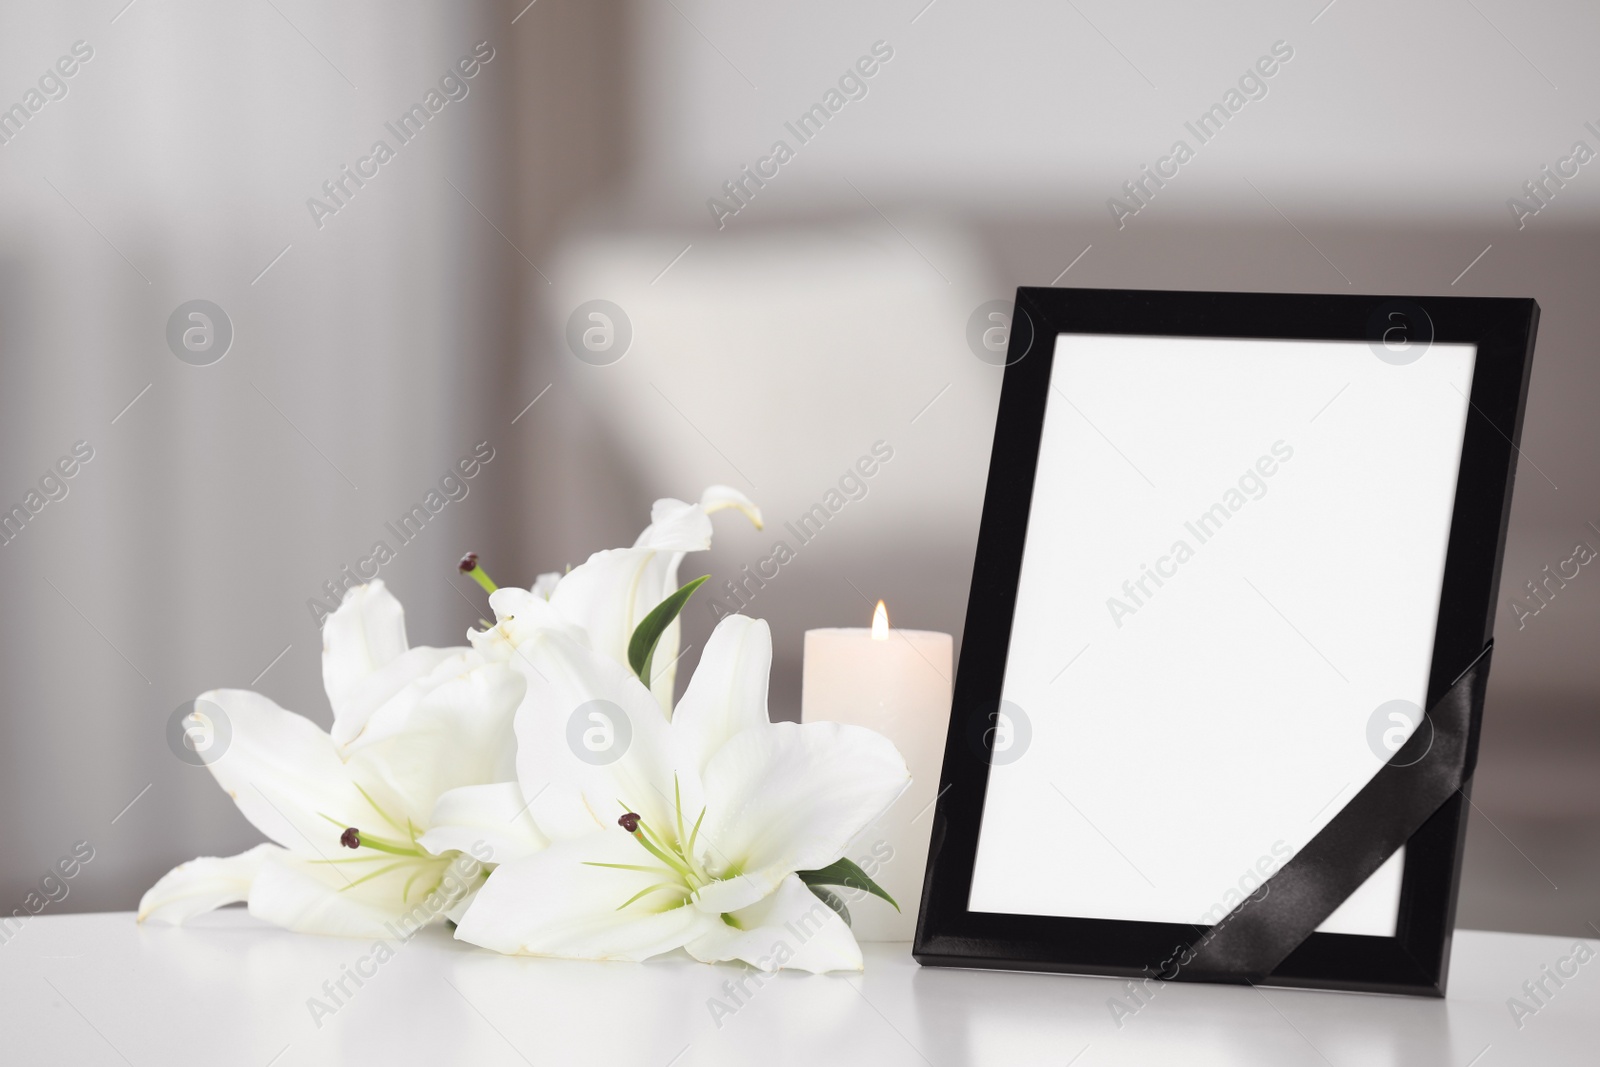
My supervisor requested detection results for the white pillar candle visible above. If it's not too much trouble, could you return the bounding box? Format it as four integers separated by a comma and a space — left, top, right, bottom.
802, 601, 952, 941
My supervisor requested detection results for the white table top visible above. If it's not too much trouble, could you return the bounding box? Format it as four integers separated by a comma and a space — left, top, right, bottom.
1, 912, 1593, 1065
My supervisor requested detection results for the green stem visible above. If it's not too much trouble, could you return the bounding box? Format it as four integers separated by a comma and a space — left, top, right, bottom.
466, 564, 497, 594
339, 861, 406, 892
634, 835, 694, 881
629, 819, 696, 882
615, 882, 692, 911
353, 835, 425, 857
674, 777, 687, 853
685, 806, 709, 882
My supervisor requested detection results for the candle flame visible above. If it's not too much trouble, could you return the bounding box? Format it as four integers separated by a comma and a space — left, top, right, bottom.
872, 600, 889, 640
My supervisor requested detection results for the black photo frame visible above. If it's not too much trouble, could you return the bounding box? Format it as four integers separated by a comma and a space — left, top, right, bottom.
914, 286, 1538, 995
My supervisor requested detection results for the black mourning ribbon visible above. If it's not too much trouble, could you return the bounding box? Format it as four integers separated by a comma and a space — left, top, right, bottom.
1184, 641, 1492, 980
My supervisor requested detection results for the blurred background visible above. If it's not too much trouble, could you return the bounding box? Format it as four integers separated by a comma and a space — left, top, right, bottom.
0, 0, 1595, 939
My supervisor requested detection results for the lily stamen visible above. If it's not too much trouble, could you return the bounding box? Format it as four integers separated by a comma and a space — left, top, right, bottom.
624, 817, 697, 883
458, 551, 498, 594
610, 795, 716, 908
331, 823, 424, 858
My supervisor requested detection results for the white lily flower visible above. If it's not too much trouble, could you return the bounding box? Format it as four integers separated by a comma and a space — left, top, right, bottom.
451, 614, 910, 972
139, 581, 543, 938
466, 485, 762, 714
422, 486, 761, 864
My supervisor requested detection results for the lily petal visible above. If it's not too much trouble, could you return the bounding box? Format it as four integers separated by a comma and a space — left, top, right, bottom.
685, 873, 861, 973
508, 630, 686, 842
322, 581, 411, 730
348, 655, 524, 828
466, 587, 583, 662
549, 489, 762, 712
698, 485, 763, 529
136, 844, 279, 925
419, 782, 548, 866
634, 497, 715, 552
247, 850, 463, 939
692, 722, 909, 914
328, 646, 461, 750
547, 545, 680, 710
672, 615, 772, 776
453, 827, 717, 960
197, 688, 404, 858
444, 885, 482, 926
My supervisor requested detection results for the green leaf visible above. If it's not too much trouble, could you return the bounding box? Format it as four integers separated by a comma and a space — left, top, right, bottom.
627, 575, 710, 687
797, 858, 898, 912
806, 884, 851, 928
